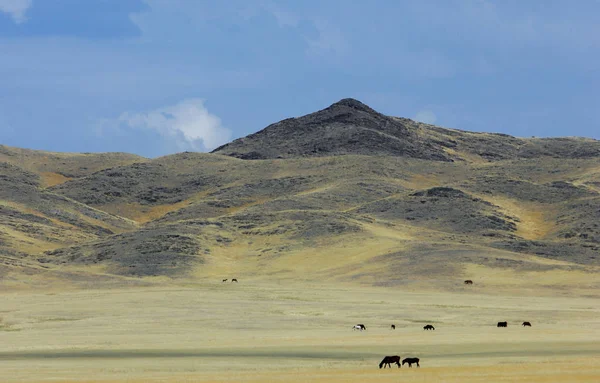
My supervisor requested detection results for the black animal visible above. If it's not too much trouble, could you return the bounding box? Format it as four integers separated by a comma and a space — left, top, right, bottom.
402, 357, 420, 368
497, 321, 507, 327
222, 279, 228, 282
423, 324, 435, 330
231, 278, 238, 283
522, 321, 532, 327
379, 355, 401, 369
353, 324, 367, 331
464, 280, 473, 285
391, 324, 395, 330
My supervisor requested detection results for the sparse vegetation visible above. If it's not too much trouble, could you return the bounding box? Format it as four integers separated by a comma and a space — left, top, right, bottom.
1, 99, 599, 283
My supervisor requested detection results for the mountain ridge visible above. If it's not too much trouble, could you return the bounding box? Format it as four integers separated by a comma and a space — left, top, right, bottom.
212, 98, 600, 162
1, 99, 599, 289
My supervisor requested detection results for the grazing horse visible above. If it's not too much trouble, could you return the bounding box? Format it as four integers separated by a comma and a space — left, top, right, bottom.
402, 357, 420, 368
390, 324, 396, 330
222, 279, 228, 282
379, 355, 401, 369
423, 324, 435, 330
353, 324, 367, 331
464, 280, 473, 285
522, 321, 532, 327
497, 321, 507, 327
231, 278, 238, 283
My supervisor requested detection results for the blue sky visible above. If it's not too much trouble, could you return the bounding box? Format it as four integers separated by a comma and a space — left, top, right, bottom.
0, 0, 598, 157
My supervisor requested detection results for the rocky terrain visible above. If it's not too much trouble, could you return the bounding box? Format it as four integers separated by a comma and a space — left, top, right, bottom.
1, 99, 599, 286
212, 98, 600, 161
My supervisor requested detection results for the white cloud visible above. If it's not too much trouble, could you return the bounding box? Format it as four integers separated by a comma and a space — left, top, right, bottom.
109, 99, 232, 152
414, 110, 437, 125
0, 0, 32, 24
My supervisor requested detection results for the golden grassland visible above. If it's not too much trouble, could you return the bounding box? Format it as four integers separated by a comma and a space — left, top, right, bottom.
0, 277, 598, 383
1, 146, 600, 382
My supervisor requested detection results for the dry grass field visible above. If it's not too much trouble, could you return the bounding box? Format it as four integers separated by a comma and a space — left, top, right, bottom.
0, 279, 598, 383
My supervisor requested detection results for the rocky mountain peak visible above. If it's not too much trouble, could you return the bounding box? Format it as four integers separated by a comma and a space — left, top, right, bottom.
326, 98, 378, 114
211, 98, 600, 162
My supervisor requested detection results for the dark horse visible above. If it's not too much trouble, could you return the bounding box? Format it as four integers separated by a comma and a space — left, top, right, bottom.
231, 278, 238, 283
402, 357, 420, 368
391, 324, 395, 330
497, 321, 507, 327
379, 355, 401, 369
222, 279, 228, 282
464, 280, 473, 285
522, 321, 532, 327
423, 324, 435, 330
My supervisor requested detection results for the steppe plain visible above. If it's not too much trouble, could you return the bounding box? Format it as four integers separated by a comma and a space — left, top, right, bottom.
1, 280, 599, 382
1, 99, 599, 382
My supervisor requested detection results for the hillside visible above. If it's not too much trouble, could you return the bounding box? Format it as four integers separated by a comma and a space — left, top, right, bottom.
212, 98, 600, 162
1, 99, 599, 290
0, 144, 146, 187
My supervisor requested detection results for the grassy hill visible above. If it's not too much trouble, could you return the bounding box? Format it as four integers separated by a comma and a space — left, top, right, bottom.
1, 100, 599, 290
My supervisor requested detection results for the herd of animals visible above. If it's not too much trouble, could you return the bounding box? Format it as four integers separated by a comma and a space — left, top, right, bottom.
353, 321, 531, 333
358, 319, 533, 369
357, 280, 533, 369
222, 278, 534, 369
379, 356, 420, 369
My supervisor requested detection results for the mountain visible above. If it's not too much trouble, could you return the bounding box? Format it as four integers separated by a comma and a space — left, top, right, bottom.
212, 98, 600, 162
1, 100, 599, 291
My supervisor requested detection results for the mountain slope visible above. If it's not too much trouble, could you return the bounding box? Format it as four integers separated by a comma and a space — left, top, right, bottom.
0, 161, 137, 262
1, 99, 599, 289
44, 154, 600, 276
0, 144, 146, 187
212, 98, 600, 162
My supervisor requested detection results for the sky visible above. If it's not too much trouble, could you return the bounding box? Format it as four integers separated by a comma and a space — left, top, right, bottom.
0, 0, 599, 158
